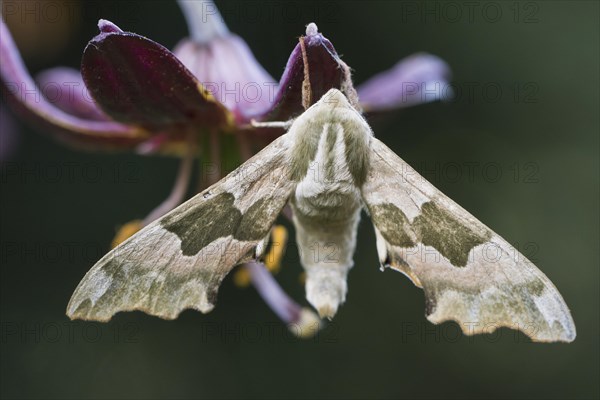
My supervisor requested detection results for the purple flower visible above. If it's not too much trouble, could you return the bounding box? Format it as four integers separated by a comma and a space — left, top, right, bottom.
0, 0, 451, 337
358, 52, 452, 111
174, 0, 276, 118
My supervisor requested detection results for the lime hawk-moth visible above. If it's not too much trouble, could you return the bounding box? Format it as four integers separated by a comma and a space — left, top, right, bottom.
68, 89, 576, 343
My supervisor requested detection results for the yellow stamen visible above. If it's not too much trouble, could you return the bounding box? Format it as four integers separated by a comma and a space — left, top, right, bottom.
264, 225, 288, 273
233, 267, 251, 287
111, 220, 143, 248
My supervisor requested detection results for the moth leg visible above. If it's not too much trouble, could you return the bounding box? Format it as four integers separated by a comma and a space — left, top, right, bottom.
233, 225, 288, 287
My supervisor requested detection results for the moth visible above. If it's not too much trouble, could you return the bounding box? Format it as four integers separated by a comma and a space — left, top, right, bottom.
67, 89, 576, 343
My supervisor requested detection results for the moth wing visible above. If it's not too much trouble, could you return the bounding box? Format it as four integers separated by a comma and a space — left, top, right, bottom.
362, 137, 575, 342
68, 134, 295, 321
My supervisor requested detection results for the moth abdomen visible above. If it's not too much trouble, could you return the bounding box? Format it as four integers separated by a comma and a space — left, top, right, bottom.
291, 194, 362, 318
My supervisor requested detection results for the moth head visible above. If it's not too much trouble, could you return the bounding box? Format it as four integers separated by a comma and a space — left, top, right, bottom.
317, 88, 353, 110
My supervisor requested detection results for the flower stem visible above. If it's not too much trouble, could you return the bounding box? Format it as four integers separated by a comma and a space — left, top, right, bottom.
246, 261, 301, 322
208, 128, 221, 185
177, 0, 229, 44
235, 130, 253, 162
245, 261, 321, 338
142, 134, 195, 225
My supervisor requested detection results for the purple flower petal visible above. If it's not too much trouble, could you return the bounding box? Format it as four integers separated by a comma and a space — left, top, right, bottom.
177, 0, 229, 44
36, 67, 109, 121
174, 34, 276, 119
174, 0, 275, 119
0, 19, 149, 149
250, 23, 358, 122
357, 53, 452, 111
82, 20, 232, 128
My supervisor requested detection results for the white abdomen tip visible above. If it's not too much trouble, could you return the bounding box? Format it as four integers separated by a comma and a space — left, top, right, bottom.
305, 266, 349, 319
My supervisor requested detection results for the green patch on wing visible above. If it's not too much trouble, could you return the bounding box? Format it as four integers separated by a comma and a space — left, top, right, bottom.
162, 192, 278, 256
70, 250, 219, 320
162, 192, 242, 256
289, 121, 323, 181
234, 197, 277, 241
342, 121, 369, 186
370, 201, 491, 267
423, 278, 549, 332
413, 202, 490, 267
370, 203, 415, 247
324, 125, 338, 182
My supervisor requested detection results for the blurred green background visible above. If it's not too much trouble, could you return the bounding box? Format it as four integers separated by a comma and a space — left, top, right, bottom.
1, 1, 598, 399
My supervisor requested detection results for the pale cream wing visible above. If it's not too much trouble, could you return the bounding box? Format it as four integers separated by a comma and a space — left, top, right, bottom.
362, 137, 575, 342
68, 134, 295, 321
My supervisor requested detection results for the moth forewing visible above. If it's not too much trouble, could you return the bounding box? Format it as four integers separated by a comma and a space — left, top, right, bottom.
361, 137, 576, 343
67, 134, 296, 321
